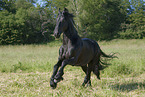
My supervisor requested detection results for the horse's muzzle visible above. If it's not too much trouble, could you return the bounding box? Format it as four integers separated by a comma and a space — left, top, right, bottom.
54, 31, 61, 38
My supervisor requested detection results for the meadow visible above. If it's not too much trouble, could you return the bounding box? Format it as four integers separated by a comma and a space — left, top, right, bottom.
0, 39, 145, 97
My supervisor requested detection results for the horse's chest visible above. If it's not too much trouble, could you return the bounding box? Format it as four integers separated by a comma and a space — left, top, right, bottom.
64, 47, 75, 58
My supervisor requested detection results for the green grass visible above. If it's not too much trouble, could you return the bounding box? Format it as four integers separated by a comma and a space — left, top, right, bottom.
0, 39, 145, 97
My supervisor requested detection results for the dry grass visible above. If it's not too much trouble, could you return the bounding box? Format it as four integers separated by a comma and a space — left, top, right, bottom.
0, 39, 145, 97
0, 72, 144, 97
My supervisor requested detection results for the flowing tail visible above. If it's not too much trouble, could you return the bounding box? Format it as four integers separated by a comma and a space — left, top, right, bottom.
99, 50, 118, 70
101, 50, 118, 59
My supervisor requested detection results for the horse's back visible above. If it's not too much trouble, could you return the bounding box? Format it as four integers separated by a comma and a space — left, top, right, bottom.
74, 38, 100, 66
82, 38, 100, 50
82, 38, 101, 59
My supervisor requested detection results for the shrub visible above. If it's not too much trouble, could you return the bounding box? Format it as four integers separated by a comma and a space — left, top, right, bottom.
118, 29, 144, 39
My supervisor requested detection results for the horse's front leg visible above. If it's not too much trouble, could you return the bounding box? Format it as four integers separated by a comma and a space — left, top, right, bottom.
54, 56, 76, 82
50, 60, 62, 89
54, 60, 68, 83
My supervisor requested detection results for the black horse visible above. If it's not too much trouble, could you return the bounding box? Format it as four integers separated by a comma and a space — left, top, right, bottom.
50, 8, 116, 89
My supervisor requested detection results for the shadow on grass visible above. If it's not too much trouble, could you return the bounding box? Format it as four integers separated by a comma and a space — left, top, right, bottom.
111, 82, 145, 92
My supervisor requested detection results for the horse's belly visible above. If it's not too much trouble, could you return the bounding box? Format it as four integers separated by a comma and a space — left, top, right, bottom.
75, 47, 95, 66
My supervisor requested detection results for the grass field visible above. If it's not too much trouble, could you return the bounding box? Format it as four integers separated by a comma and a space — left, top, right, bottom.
0, 39, 145, 97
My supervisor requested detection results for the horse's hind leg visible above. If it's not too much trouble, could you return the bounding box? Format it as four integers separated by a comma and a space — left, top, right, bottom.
81, 65, 87, 86
93, 62, 101, 80
81, 65, 92, 87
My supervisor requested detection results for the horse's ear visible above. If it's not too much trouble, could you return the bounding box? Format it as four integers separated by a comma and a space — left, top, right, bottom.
62, 8, 69, 17
64, 8, 68, 12
58, 8, 61, 14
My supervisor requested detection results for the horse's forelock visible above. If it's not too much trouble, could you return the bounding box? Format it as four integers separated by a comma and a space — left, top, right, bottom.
62, 10, 75, 18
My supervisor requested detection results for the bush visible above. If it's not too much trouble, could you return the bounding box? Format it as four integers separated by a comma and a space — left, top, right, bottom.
0, 1, 55, 45
118, 29, 144, 39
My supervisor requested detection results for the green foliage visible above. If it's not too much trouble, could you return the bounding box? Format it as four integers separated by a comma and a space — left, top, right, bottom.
0, 10, 22, 44
119, 0, 145, 39
76, 0, 125, 40
51, 0, 145, 40
0, 0, 16, 13
118, 29, 144, 39
0, 0, 145, 44
52, 0, 69, 9
0, 0, 55, 45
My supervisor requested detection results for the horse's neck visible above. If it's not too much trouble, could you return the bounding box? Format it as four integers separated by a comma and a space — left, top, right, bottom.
62, 18, 81, 46
63, 27, 81, 46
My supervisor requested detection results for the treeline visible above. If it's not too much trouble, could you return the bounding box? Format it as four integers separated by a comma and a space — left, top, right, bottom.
0, 0, 54, 44
0, 0, 145, 44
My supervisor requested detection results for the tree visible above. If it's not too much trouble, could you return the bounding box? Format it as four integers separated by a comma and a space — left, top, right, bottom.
119, 0, 145, 39
51, 0, 69, 9
0, 0, 55, 44
78, 0, 125, 40
0, 10, 22, 44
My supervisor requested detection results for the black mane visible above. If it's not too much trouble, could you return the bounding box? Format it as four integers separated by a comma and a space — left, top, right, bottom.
63, 12, 79, 41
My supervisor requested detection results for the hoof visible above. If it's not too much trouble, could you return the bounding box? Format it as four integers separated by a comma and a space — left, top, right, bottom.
97, 76, 101, 80
82, 83, 85, 87
86, 81, 92, 87
50, 79, 57, 89
54, 76, 63, 83
82, 80, 91, 87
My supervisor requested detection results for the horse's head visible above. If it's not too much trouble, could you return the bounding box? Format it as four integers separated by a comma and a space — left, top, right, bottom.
54, 8, 69, 38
